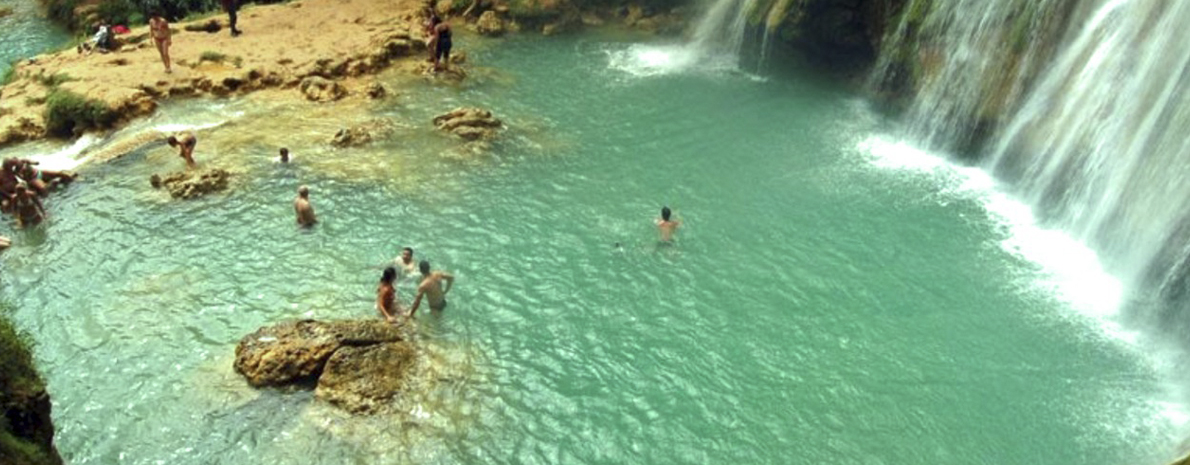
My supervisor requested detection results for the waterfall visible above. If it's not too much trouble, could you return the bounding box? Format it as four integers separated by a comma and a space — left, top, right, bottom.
689, 0, 760, 60
874, 0, 1190, 326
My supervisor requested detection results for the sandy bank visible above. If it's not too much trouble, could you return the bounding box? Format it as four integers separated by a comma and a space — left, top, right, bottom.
0, 0, 439, 147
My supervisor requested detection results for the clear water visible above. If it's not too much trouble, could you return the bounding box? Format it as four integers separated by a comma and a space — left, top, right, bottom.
0, 0, 70, 76
0, 33, 1183, 464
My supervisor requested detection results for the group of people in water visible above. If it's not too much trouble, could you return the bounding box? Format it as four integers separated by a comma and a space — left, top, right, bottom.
0, 158, 76, 228
377, 247, 455, 322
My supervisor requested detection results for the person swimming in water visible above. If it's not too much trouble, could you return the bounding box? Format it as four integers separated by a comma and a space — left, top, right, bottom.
277, 147, 290, 163
17, 160, 75, 196
167, 132, 198, 169
376, 266, 400, 323
408, 260, 454, 316
394, 247, 417, 276
294, 185, 317, 227
655, 206, 681, 242
11, 184, 46, 227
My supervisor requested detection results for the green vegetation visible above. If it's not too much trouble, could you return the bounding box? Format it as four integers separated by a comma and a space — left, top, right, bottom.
44, 89, 117, 137
0, 307, 54, 465
34, 73, 74, 88
2, 66, 17, 88
199, 50, 227, 62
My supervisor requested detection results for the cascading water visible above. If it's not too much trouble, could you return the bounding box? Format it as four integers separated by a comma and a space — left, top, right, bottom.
874, 0, 1190, 330
688, 0, 759, 64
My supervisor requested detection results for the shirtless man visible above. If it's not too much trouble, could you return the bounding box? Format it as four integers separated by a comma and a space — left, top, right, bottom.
0, 159, 24, 213
18, 160, 75, 196
149, 11, 172, 73
655, 206, 681, 242
278, 148, 290, 163
393, 247, 417, 276
408, 260, 454, 316
167, 132, 197, 169
12, 184, 46, 228
294, 185, 317, 227
376, 266, 400, 323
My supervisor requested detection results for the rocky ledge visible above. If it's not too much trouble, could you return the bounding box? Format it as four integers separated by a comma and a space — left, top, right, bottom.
234, 319, 417, 414
433, 107, 503, 141
150, 168, 231, 199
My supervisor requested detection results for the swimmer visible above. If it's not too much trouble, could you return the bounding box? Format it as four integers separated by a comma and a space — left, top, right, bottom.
277, 147, 290, 163
294, 185, 317, 227
655, 206, 681, 242
408, 260, 454, 316
12, 184, 46, 227
376, 266, 400, 323
393, 247, 417, 276
17, 160, 75, 196
166, 132, 198, 169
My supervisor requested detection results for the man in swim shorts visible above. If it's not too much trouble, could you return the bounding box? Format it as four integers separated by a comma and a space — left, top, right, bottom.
167, 132, 198, 169
409, 260, 454, 316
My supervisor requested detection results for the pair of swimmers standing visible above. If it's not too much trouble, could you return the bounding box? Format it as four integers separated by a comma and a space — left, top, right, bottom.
377, 247, 454, 323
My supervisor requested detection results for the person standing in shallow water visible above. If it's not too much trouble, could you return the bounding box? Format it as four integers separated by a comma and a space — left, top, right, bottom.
394, 247, 416, 276
409, 260, 454, 316
656, 206, 681, 242
221, 0, 241, 36
294, 185, 317, 227
433, 18, 453, 72
166, 132, 197, 169
277, 147, 290, 163
376, 266, 400, 323
148, 11, 172, 73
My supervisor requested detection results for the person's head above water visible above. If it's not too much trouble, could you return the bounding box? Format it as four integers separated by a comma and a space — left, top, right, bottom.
402, 247, 414, 261
298, 185, 309, 198
166, 136, 179, 147
419, 260, 431, 275
381, 266, 397, 284
661, 206, 672, 221
279, 147, 289, 162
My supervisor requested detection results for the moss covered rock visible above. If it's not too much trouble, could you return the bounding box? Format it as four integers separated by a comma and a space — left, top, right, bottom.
0, 313, 63, 465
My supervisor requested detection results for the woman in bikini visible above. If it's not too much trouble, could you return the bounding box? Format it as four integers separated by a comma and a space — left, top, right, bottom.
149, 11, 172, 73
17, 160, 75, 197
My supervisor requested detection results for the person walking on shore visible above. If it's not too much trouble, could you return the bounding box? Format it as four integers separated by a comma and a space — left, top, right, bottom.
221, 0, 242, 36
294, 185, 317, 227
149, 11, 172, 73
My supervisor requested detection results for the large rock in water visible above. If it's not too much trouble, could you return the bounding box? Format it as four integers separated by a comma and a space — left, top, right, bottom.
315, 342, 417, 414
476, 11, 506, 36
300, 76, 347, 102
331, 118, 394, 148
233, 319, 405, 388
433, 107, 503, 141
150, 168, 230, 199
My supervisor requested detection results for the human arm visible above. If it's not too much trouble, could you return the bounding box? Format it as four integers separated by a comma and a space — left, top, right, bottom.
441, 273, 454, 295
408, 287, 424, 317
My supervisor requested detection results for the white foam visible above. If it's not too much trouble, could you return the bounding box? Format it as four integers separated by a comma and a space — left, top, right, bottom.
153, 120, 227, 134
604, 44, 751, 78
857, 135, 1131, 343
25, 134, 103, 171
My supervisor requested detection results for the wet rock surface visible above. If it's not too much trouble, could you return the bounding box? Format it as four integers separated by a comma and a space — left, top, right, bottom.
150, 168, 230, 199
300, 76, 348, 102
331, 118, 395, 147
433, 107, 503, 140
234, 319, 417, 414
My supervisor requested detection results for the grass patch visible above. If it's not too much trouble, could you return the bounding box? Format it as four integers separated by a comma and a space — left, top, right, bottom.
44, 89, 117, 137
199, 50, 227, 63
33, 73, 74, 88
1, 66, 16, 87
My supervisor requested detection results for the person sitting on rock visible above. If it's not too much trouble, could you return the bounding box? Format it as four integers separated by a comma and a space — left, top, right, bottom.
17, 160, 76, 196
376, 266, 400, 323
167, 132, 197, 169
11, 184, 46, 228
79, 21, 113, 55
294, 185, 317, 227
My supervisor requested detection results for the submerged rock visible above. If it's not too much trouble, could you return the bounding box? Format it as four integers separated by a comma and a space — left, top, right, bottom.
433, 107, 502, 140
150, 169, 230, 200
315, 342, 417, 414
234, 319, 417, 414
331, 118, 395, 148
234, 319, 406, 388
300, 76, 347, 102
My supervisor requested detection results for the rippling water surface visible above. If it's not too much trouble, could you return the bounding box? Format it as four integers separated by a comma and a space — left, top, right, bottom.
0, 0, 70, 75
0, 33, 1183, 464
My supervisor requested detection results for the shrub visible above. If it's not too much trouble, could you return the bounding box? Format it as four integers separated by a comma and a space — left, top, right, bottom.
0, 305, 53, 465
34, 73, 73, 88
96, 0, 138, 25
199, 50, 227, 62
44, 89, 117, 137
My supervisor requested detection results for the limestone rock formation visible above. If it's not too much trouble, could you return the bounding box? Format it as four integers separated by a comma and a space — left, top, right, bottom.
315, 342, 417, 413
365, 82, 389, 99
300, 76, 348, 102
476, 11, 506, 36
433, 107, 502, 140
331, 119, 395, 147
234, 319, 417, 414
150, 169, 230, 200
